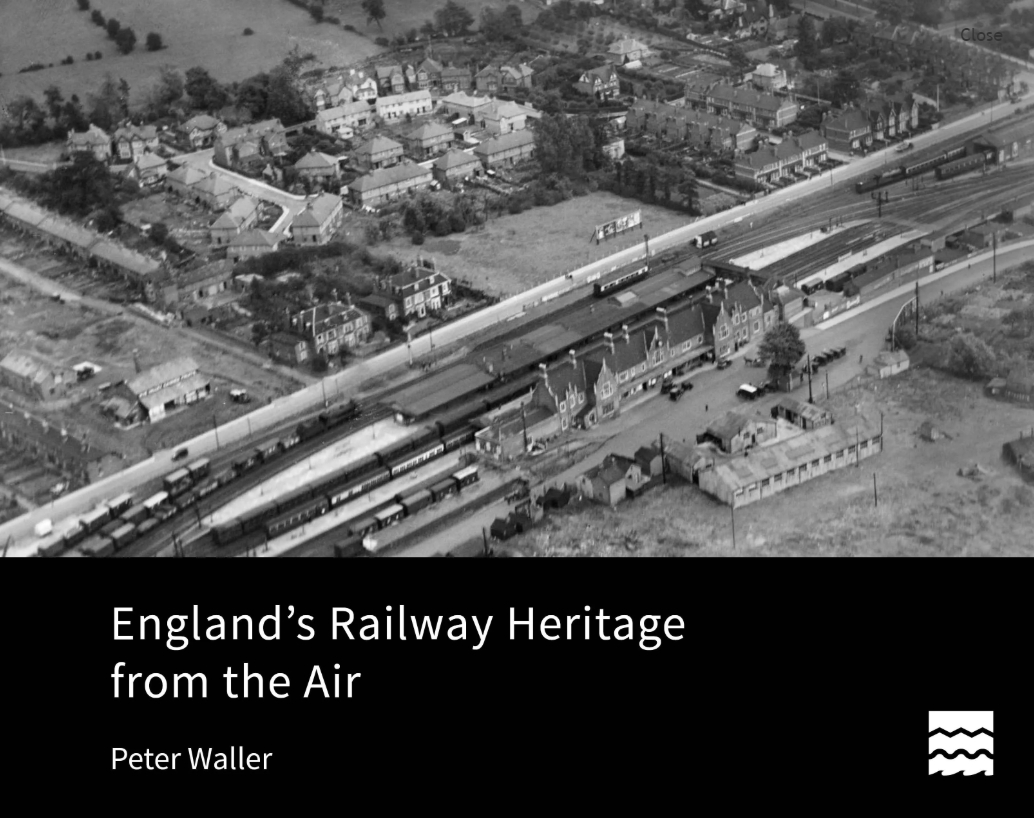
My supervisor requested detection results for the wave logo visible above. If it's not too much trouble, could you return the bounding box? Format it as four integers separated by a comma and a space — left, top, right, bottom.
929, 711, 993, 776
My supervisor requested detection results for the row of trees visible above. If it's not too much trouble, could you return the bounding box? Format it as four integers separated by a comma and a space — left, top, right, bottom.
0, 153, 123, 226
80, 4, 163, 54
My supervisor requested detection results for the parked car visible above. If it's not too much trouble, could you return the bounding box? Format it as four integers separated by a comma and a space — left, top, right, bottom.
716, 358, 732, 370
811, 353, 828, 367
737, 384, 759, 400
173, 448, 189, 462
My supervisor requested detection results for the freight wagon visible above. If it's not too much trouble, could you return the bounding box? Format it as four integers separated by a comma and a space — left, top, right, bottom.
429, 478, 459, 502
79, 506, 112, 535
163, 468, 193, 498
105, 493, 134, 517
79, 535, 115, 558
109, 523, 138, 551
120, 503, 149, 526
398, 488, 433, 515
373, 504, 405, 529
334, 535, 368, 558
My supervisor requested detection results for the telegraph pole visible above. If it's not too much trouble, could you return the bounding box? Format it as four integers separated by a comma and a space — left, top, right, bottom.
520, 403, 528, 452
914, 280, 920, 336
873, 473, 878, 508
212, 413, 220, 449
730, 504, 736, 550
992, 231, 997, 283
807, 354, 814, 403
658, 433, 667, 485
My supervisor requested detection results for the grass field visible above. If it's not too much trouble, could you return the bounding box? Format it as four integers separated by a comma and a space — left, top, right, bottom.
510, 367, 1034, 557
372, 193, 696, 297
326, 0, 513, 40
0, 0, 382, 108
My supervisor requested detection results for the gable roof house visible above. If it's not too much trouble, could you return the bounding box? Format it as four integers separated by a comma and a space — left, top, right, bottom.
180, 115, 225, 149
209, 196, 259, 245
702, 281, 777, 359
355, 136, 405, 171
405, 121, 454, 158
192, 173, 240, 210
375, 64, 406, 95
577, 454, 644, 506
290, 193, 343, 246
165, 165, 210, 198
473, 129, 536, 168
67, 125, 112, 162
440, 66, 473, 93
345, 163, 433, 207
501, 63, 535, 91
575, 65, 620, 100
293, 150, 341, 181
417, 58, 443, 90
112, 124, 159, 162
432, 149, 482, 183
822, 109, 872, 153
480, 100, 527, 135
0, 350, 77, 401
375, 89, 433, 121
607, 37, 652, 65
379, 258, 452, 319
227, 229, 283, 263
288, 299, 372, 356
130, 152, 169, 186
315, 101, 372, 137
213, 119, 287, 172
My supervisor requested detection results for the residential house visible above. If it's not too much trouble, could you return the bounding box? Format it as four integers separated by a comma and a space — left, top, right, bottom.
193, 174, 239, 210
480, 100, 527, 135
404, 121, 454, 158
575, 65, 621, 100
213, 119, 288, 172
165, 165, 209, 198
127, 356, 211, 423
315, 101, 372, 137
130, 153, 168, 186
293, 150, 341, 182
441, 91, 492, 120
822, 108, 871, 153
379, 258, 451, 319
603, 138, 626, 161
702, 281, 777, 358
750, 63, 788, 91
474, 399, 560, 461
209, 196, 259, 246
0, 406, 122, 484
501, 63, 535, 91
345, 163, 433, 207
440, 66, 473, 93
112, 124, 159, 162
865, 105, 887, 142
691, 83, 798, 129
474, 129, 536, 168
346, 74, 379, 102
180, 115, 225, 149
692, 413, 883, 507
66, 125, 111, 162
157, 259, 235, 312
696, 410, 777, 454
358, 293, 400, 322
88, 240, 163, 300
375, 89, 433, 121
417, 58, 443, 90
290, 193, 343, 246
375, 64, 406, 96
403, 64, 418, 91
607, 37, 651, 65
432, 149, 481, 184
288, 299, 371, 356
355, 136, 404, 170
269, 332, 311, 365
475, 65, 503, 94
227, 230, 282, 263
577, 455, 644, 506
734, 130, 827, 184
0, 350, 77, 401
629, 99, 758, 153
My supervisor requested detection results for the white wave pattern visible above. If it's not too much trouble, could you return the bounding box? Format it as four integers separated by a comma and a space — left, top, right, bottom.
929, 710, 993, 776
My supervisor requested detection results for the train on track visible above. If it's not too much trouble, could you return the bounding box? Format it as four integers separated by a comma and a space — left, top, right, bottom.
934, 148, 996, 181
854, 145, 967, 194
211, 416, 478, 548
594, 260, 650, 298
38, 400, 362, 558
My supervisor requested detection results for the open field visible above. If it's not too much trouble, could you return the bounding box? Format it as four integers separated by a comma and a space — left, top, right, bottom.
0, 245, 301, 463
509, 367, 1034, 557
0, 0, 382, 107
375, 193, 695, 297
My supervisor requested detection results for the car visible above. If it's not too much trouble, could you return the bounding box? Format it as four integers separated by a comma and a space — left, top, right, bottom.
811, 353, 828, 367
756, 380, 776, 395
716, 358, 732, 370
669, 387, 687, 402
737, 384, 759, 400
831, 346, 846, 359
527, 442, 546, 457
172, 448, 189, 462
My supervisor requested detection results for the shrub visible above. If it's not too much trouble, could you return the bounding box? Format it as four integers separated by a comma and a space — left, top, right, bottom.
94, 51, 103, 59
411, 230, 425, 245
86, 53, 94, 61
326, 15, 340, 24
375, 37, 390, 47
243, 27, 254, 35
946, 332, 997, 380
145, 32, 163, 51
344, 24, 356, 32
106, 18, 121, 39
149, 222, 169, 244
62, 56, 75, 65
115, 27, 137, 54
77, 0, 90, 10
91, 9, 104, 26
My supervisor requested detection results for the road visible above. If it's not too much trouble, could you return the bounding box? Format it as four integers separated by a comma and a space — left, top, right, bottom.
1, 93, 1029, 552
391, 242, 1034, 558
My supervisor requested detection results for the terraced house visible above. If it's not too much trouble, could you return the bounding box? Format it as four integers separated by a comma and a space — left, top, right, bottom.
629, 99, 757, 152
315, 101, 372, 137
380, 259, 451, 319
208, 196, 259, 245
473, 129, 536, 168
733, 130, 828, 184
688, 83, 798, 129
702, 282, 778, 358
289, 193, 343, 245
821, 109, 871, 153
404, 121, 454, 158
375, 89, 433, 121
346, 163, 433, 207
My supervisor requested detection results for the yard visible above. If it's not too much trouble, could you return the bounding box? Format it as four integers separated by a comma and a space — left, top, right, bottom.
0, 0, 382, 109
0, 238, 301, 464
509, 367, 1034, 557
371, 191, 696, 297
527, 15, 679, 57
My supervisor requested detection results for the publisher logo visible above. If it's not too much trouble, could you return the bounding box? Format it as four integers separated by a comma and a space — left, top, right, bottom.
929, 711, 993, 776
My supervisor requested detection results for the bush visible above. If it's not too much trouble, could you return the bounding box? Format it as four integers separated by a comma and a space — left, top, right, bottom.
326, 15, 340, 24
344, 24, 356, 32
77, 0, 90, 10
243, 27, 254, 35
106, 18, 121, 39
62, 56, 75, 65
116, 27, 137, 54
945, 332, 997, 380
94, 51, 102, 59
411, 230, 425, 245
146, 32, 163, 51
86, 53, 94, 61
149, 222, 169, 244
91, 9, 104, 26
375, 37, 390, 47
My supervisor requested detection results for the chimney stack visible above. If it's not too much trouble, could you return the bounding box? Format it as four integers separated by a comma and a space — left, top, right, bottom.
538, 362, 549, 388
622, 323, 630, 343
569, 349, 577, 366
604, 332, 615, 354
656, 306, 670, 334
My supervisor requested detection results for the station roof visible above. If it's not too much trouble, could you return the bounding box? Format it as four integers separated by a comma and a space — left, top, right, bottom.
389, 363, 495, 418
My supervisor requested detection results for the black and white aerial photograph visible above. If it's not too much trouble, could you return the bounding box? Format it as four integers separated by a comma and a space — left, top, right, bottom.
2, 0, 1033, 558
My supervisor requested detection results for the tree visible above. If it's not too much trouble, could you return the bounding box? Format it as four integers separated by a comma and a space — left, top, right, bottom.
116, 27, 137, 55
118, 78, 131, 117
434, 1, 475, 37
946, 333, 996, 380
362, 0, 387, 29
146, 32, 163, 51
830, 68, 860, 107
37, 153, 119, 219
87, 74, 123, 130
106, 18, 121, 39
185, 66, 229, 110
481, 5, 522, 41
149, 222, 169, 244
309, 4, 324, 23
150, 66, 184, 109
420, 20, 437, 38
265, 61, 310, 125
43, 86, 64, 120
77, 0, 90, 10
758, 322, 806, 380
90, 9, 104, 26
796, 15, 817, 65
874, 0, 912, 25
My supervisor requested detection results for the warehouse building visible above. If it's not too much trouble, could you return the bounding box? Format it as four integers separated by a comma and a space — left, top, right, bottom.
127, 357, 211, 423
0, 350, 77, 402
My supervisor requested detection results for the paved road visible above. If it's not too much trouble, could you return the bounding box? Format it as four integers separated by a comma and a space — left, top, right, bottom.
2, 93, 1028, 552
392, 242, 1034, 558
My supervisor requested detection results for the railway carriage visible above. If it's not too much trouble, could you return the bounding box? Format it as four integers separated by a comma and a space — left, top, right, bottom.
328, 467, 392, 508
334, 535, 367, 558
374, 504, 405, 529
163, 468, 193, 498
109, 523, 138, 551
429, 478, 459, 502
79, 506, 112, 535
104, 493, 134, 517
186, 458, 211, 483
594, 261, 650, 298
349, 517, 380, 538
265, 496, 330, 538
452, 465, 480, 488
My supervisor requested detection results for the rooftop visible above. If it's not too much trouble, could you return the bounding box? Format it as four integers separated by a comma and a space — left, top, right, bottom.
128, 356, 200, 396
